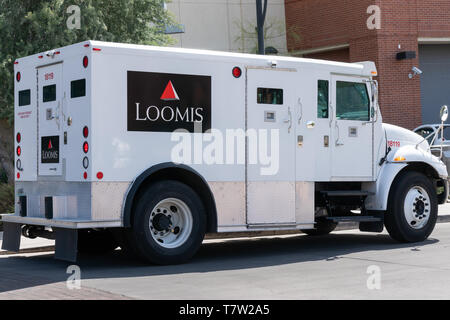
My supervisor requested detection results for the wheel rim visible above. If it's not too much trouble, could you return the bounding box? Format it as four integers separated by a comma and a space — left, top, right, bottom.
149, 198, 193, 249
403, 186, 431, 230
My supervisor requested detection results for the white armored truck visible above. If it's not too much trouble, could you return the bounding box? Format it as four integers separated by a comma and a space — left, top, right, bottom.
3, 41, 449, 264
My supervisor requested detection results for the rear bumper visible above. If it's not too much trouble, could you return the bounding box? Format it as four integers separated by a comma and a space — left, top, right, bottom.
1, 214, 122, 229
1, 216, 122, 262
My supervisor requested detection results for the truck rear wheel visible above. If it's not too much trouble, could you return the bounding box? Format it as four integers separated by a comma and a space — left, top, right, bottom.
385, 171, 438, 243
301, 217, 338, 236
126, 180, 206, 264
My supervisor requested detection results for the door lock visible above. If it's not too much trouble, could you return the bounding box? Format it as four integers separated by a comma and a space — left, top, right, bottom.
46, 108, 54, 120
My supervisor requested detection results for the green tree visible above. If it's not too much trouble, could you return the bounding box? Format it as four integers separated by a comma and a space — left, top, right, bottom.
0, 0, 174, 122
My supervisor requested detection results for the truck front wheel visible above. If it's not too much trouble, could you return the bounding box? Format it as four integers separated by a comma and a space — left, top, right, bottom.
126, 180, 206, 264
385, 171, 438, 243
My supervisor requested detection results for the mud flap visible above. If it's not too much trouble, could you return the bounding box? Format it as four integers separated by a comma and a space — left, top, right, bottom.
54, 228, 78, 262
359, 212, 384, 233
1, 222, 22, 252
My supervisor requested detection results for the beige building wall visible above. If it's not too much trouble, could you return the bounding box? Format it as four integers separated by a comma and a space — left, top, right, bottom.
166, 0, 288, 55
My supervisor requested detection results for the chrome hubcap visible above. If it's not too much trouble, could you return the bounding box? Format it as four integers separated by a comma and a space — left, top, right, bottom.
404, 186, 431, 230
149, 198, 193, 249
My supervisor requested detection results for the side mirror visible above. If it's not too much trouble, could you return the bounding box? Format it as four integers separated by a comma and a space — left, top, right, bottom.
440, 105, 448, 122
371, 81, 378, 104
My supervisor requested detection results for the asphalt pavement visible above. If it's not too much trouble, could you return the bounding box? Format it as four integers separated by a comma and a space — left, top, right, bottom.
1, 212, 450, 299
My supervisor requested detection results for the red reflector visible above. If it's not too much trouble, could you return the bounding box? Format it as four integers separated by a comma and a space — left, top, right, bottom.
83, 172, 88, 180
83, 126, 89, 138
17, 172, 20, 179
93, 48, 102, 51
83, 142, 89, 153
16, 132, 21, 143
38, 55, 43, 59
55, 51, 60, 55
97, 172, 104, 180
83, 56, 88, 68
16, 72, 21, 82
84, 44, 90, 48
14, 61, 18, 65
232, 67, 242, 78
16, 146, 21, 156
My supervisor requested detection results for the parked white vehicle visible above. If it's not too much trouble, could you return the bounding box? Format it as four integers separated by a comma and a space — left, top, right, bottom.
2, 41, 448, 264
414, 122, 450, 188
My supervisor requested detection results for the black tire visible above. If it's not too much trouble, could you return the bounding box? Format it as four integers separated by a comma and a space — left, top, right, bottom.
78, 229, 119, 254
302, 217, 338, 236
385, 171, 438, 243
125, 180, 206, 265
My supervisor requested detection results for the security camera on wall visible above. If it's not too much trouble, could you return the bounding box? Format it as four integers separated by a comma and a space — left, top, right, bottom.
409, 66, 423, 79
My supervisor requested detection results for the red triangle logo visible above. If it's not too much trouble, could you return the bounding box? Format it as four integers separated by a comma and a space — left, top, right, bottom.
160, 81, 180, 101
48, 140, 52, 149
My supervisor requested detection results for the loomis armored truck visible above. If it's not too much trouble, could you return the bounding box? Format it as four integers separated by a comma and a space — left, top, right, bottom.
2, 41, 448, 264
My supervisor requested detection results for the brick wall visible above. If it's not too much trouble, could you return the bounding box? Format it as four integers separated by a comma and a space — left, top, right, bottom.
304, 48, 350, 62
285, 0, 450, 129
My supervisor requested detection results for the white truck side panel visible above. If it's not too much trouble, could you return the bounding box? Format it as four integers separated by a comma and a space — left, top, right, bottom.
90, 49, 246, 183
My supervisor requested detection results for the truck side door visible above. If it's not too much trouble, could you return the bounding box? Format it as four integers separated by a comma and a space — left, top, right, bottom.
246, 68, 297, 226
331, 75, 374, 180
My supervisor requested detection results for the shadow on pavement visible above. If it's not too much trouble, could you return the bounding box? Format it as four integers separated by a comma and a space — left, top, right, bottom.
0, 231, 440, 294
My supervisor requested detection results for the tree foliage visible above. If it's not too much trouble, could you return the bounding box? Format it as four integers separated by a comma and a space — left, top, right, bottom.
0, 0, 174, 122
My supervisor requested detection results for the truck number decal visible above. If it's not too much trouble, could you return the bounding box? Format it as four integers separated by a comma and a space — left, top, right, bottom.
127, 71, 211, 133
45, 72, 54, 81
388, 140, 401, 148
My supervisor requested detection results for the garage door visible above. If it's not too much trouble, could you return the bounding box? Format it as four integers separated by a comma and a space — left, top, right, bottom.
419, 44, 450, 124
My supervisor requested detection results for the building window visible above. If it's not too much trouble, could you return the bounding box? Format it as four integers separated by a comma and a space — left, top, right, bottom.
317, 80, 329, 118
257, 88, 283, 105
336, 81, 370, 121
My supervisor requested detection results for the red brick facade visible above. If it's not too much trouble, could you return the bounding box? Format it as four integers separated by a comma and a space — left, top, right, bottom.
285, 0, 450, 129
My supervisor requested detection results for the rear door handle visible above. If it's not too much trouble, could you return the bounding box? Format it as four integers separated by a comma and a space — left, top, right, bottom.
283, 107, 292, 133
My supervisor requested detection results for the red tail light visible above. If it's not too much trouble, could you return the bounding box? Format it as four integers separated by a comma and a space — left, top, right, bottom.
83, 142, 89, 153
83, 126, 89, 138
17, 172, 20, 179
83, 172, 88, 180
16, 72, 21, 82
83, 56, 88, 68
96, 172, 104, 180
16, 132, 21, 143
16, 146, 21, 156
232, 67, 242, 78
